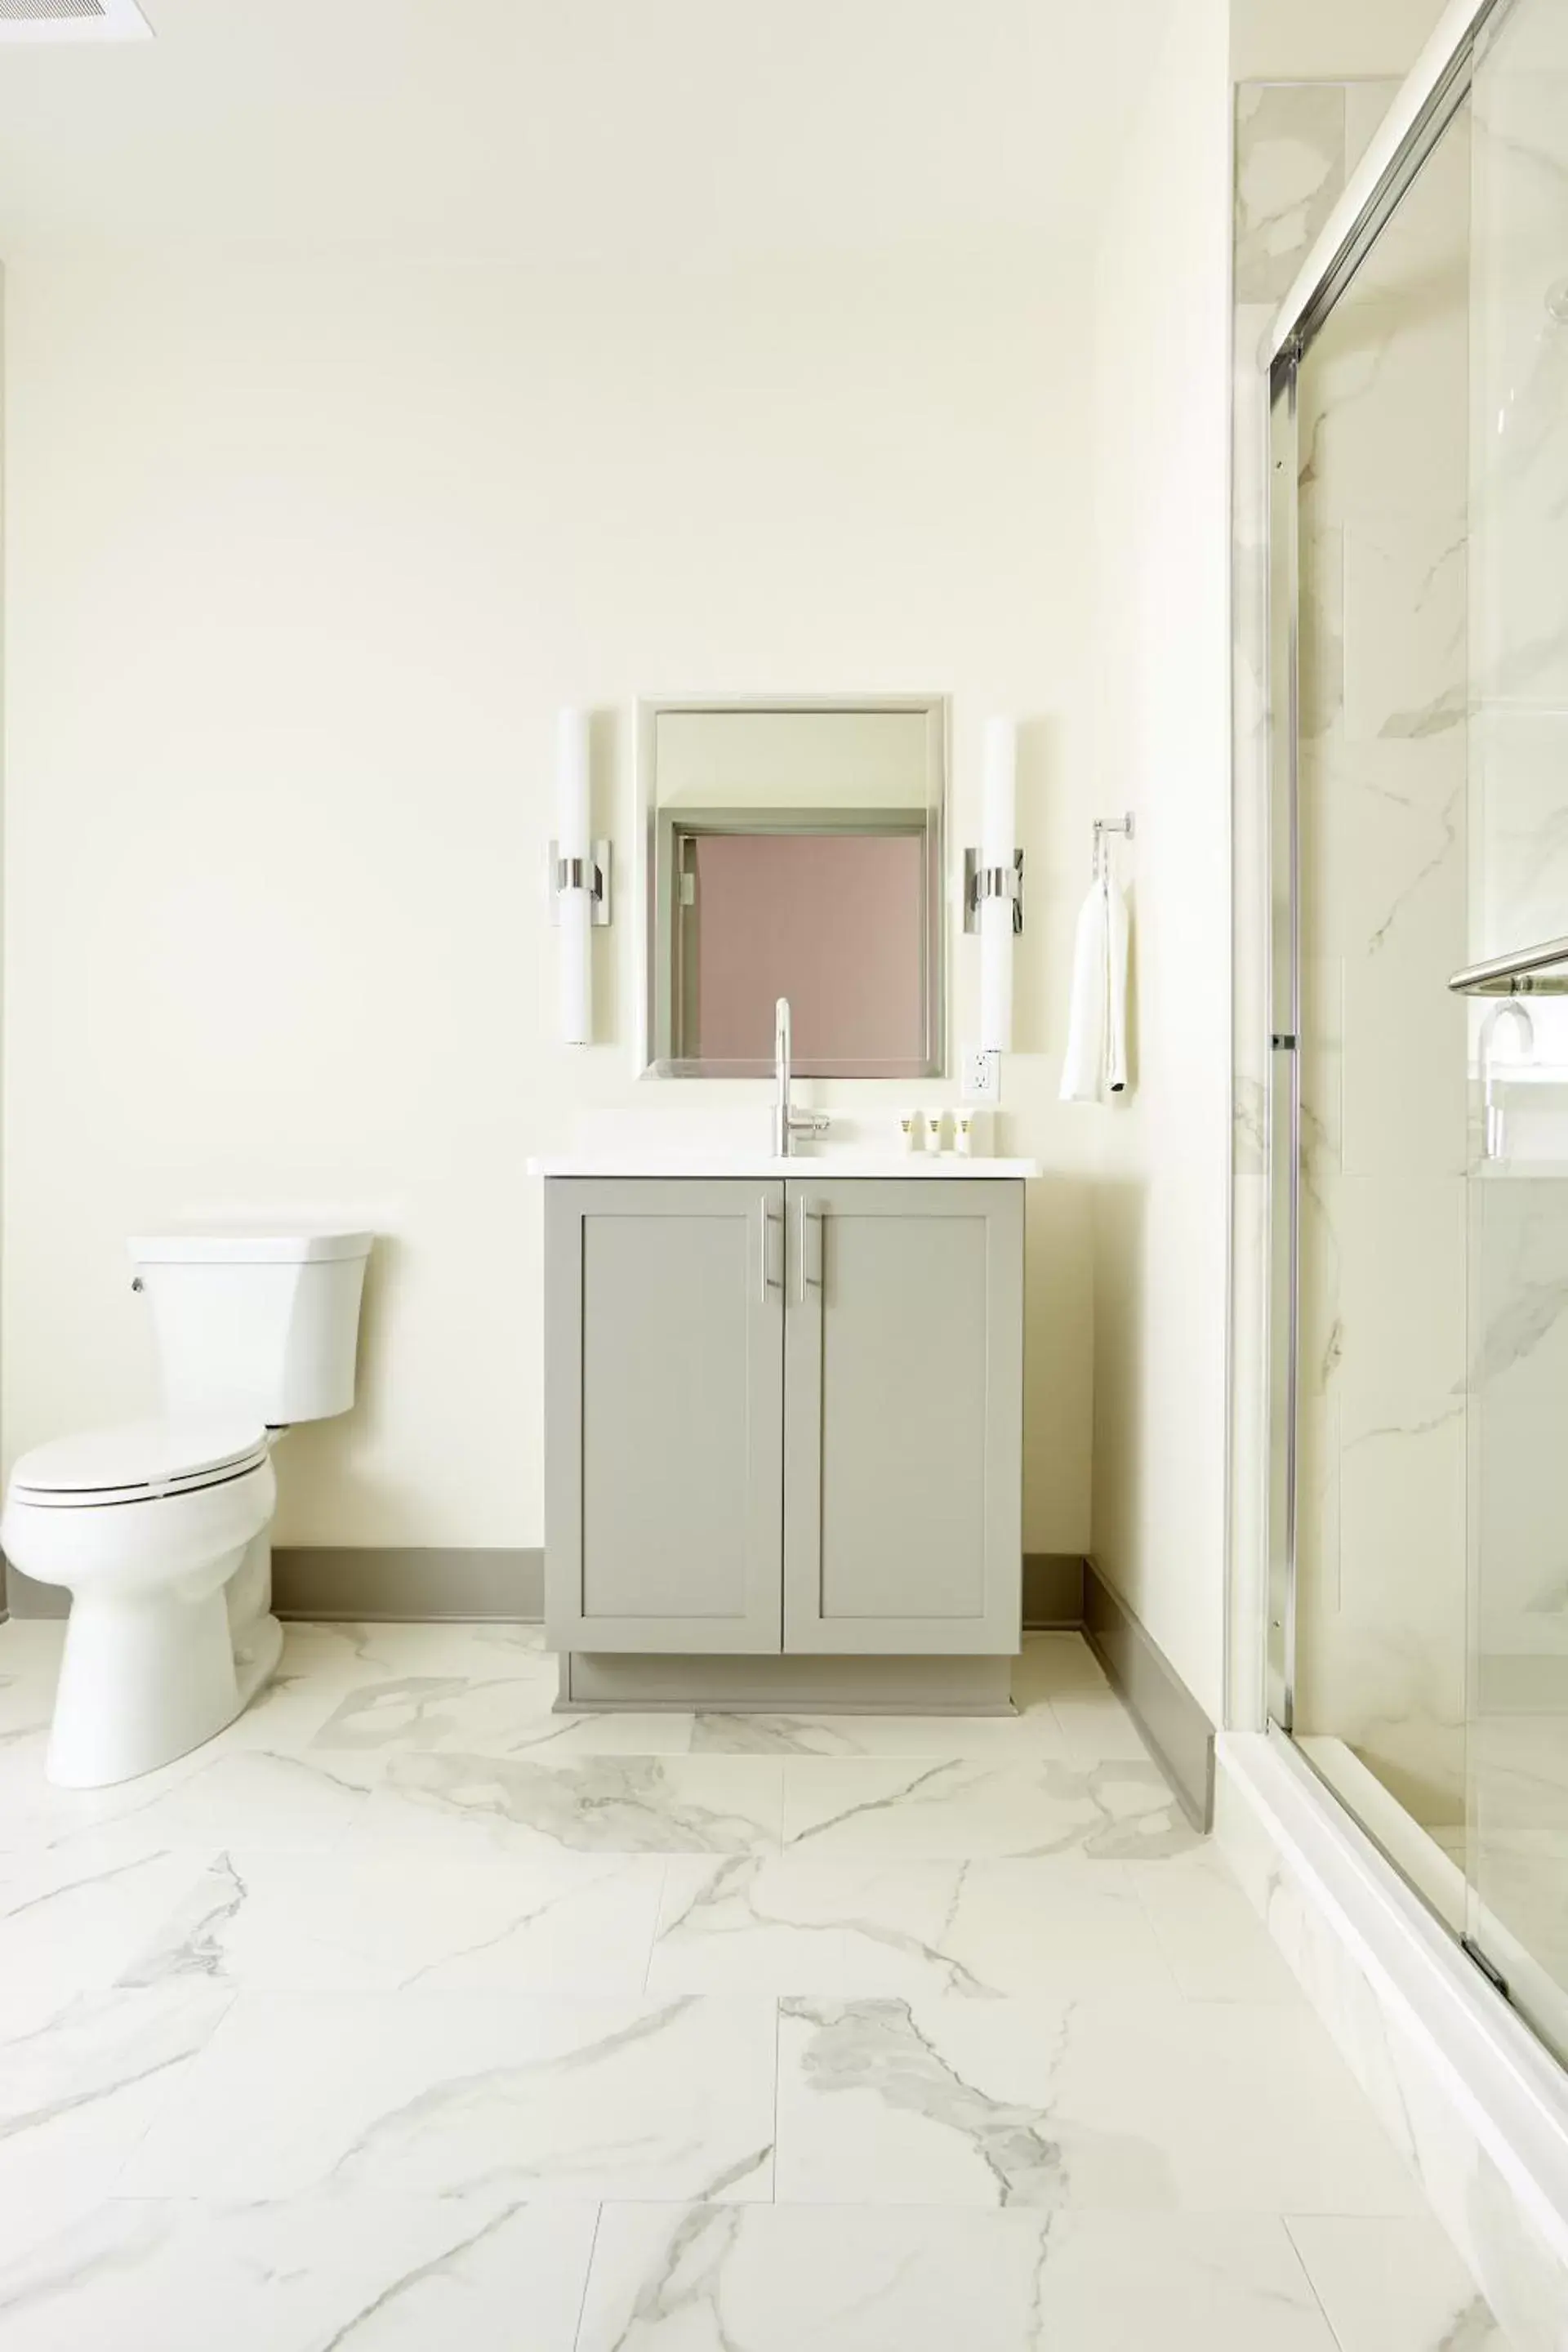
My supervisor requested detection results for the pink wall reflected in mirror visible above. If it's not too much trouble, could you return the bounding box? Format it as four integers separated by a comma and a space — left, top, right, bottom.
684, 831, 927, 1071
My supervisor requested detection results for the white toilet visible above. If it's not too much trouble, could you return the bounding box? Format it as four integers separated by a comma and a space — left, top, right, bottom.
1, 1229, 372, 1788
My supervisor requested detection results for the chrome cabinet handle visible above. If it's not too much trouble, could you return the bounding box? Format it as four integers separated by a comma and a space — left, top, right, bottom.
796, 1198, 823, 1303
760, 1199, 782, 1302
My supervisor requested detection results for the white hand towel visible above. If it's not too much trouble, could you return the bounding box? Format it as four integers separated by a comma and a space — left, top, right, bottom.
1060, 873, 1131, 1102
1105, 875, 1129, 1094
1060, 879, 1107, 1102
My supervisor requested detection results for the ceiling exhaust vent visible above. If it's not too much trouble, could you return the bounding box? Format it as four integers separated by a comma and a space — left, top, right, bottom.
0, 0, 153, 40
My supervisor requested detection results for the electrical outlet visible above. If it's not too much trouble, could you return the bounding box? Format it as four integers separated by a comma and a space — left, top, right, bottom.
961, 1045, 1001, 1103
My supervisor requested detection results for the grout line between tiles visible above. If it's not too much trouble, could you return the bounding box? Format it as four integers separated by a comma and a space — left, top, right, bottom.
569, 2203, 604, 2352
640, 1862, 666, 1997
97, 1980, 246, 2202
770, 1997, 781, 2207
1116, 1865, 1190, 2005
1281, 2213, 1354, 2352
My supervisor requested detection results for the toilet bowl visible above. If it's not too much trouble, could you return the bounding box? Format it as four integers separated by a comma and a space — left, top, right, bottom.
2, 1227, 371, 1788
2, 1416, 278, 1787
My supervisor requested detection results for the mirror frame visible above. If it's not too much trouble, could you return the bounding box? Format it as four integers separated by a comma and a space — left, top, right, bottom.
634, 693, 949, 1080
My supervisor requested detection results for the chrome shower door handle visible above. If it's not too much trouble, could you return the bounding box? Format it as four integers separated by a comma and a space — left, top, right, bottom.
1449, 935, 1568, 996
760, 1199, 782, 1303
796, 1198, 824, 1303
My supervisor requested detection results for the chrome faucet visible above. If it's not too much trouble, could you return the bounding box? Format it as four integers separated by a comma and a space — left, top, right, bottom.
773, 996, 829, 1158
1479, 998, 1535, 1160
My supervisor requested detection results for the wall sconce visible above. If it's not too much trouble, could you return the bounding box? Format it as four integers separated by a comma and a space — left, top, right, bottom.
548, 706, 612, 1047
963, 716, 1023, 1054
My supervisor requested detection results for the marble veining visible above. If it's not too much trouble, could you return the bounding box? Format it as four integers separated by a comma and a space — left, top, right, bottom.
316, 1998, 751, 2198
0, 1845, 211, 1998
1285, 2214, 1511, 2352
576, 2206, 1358, 2352
647, 1851, 1182, 2003
691, 1707, 1064, 1759
306, 1672, 546, 1752
0, 1978, 238, 2266
1234, 83, 1347, 303
0, 1618, 1509, 2343
311, 1667, 698, 1759
782, 1754, 1199, 1862
118, 1852, 247, 1984
654, 1854, 1000, 1999
2, 1981, 235, 2154
370, 1749, 784, 1854
777, 1988, 1428, 2219
0, 2192, 600, 2352
118, 1989, 778, 2206
116, 1842, 667, 1994
782, 1994, 1075, 2207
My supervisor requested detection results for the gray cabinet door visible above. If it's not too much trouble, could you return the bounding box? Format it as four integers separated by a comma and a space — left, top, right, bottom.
783, 1178, 1023, 1655
546, 1178, 785, 1653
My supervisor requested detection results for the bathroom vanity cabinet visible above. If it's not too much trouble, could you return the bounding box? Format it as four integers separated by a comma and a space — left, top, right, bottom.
540, 1169, 1027, 1707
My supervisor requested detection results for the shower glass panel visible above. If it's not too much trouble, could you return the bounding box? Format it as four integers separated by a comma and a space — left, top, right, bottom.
1276, 0, 1568, 2057
1287, 96, 1473, 1936
1464, 0, 1568, 2060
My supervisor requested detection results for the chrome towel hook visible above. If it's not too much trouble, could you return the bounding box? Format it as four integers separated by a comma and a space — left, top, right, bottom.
1092, 813, 1135, 883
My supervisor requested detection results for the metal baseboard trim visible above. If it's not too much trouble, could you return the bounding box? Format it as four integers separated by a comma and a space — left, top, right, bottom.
1083, 1559, 1215, 1829
7, 1544, 1089, 1640
2, 1566, 69, 1619
272, 1546, 544, 1622
1022, 1552, 1086, 1628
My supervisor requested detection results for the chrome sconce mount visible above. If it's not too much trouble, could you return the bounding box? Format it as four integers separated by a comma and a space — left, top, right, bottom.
962, 848, 1025, 936
546, 840, 613, 926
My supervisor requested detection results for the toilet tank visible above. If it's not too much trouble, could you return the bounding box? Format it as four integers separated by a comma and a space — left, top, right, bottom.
127, 1232, 373, 1425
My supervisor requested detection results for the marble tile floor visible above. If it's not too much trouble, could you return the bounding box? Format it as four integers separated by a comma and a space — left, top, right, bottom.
0, 1621, 1511, 2349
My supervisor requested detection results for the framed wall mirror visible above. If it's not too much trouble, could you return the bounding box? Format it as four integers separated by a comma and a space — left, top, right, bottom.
636, 696, 947, 1078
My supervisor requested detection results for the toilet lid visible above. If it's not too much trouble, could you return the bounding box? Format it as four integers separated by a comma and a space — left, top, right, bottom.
9, 1414, 270, 1506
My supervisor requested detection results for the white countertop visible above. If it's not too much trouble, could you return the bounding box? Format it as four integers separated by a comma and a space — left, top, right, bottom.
527, 1153, 1039, 1179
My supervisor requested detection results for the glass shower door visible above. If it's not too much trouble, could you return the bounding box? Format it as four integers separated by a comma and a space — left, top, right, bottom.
1276, 83, 1474, 1927
1462, 0, 1568, 2060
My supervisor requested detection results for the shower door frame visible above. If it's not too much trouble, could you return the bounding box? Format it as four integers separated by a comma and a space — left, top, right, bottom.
1263, 0, 1512, 1730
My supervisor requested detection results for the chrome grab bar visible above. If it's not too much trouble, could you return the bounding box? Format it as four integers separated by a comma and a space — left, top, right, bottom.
1448, 936, 1568, 997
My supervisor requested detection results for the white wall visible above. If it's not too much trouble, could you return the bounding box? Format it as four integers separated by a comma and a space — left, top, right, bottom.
1088, 0, 1235, 1723
1231, 0, 1450, 82
2, 238, 1100, 1554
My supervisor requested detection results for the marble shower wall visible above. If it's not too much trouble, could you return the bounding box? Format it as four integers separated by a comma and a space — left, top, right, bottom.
1470, 0, 1568, 969
1467, 0, 1568, 1686
1228, 79, 1474, 1829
